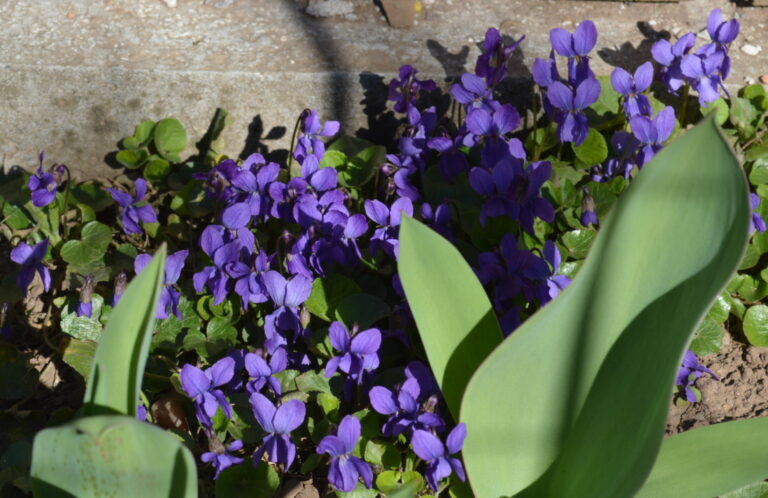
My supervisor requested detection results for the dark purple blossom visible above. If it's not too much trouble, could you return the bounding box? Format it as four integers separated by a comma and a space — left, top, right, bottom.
546, 77, 600, 146
180, 357, 235, 429
388, 65, 437, 114
369, 378, 444, 438
629, 106, 675, 167
245, 347, 287, 395
112, 272, 127, 307
364, 197, 413, 259
549, 20, 597, 84
293, 109, 340, 164
652, 33, 696, 93
194, 225, 242, 305
28, 153, 58, 208
451, 73, 496, 112
106, 178, 158, 235
543, 240, 571, 302
463, 104, 523, 168
11, 240, 51, 297
611, 62, 653, 117
325, 322, 381, 383
77, 276, 95, 318
676, 350, 718, 402
475, 28, 525, 88
194, 158, 240, 203
411, 424, 467, 491
262, 271, 312, 352
136, 249, 188, 319
317, 415, 373, 492
680, 50, 724, 106
580, 187, 598, 228
228, 251, 270, 309
469, 159, 554, 233
250, 393, 305, 469
750, 193, 766, 234
202, 440, 244, 480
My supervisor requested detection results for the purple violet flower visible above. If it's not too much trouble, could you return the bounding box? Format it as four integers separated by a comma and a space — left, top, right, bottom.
136, 249, 188, 319
411, 424, 467, 492
611, 62, 653, 118
451, 73, 497, 112
680, 50, 724, 106
194, 225, 243, 305
543, 240, 571, 302
652, 33, 696, 94
750, 193, 766, 234
202, 440, 244, 480
364, 197, 413, 259
549, 20, 597, 85
250, 393, 306, 469
707, 8, 739, 46
245, 347, 288, 395
293, 109, 340, 164
676, 350, 718, 402
317, 415, 373, 492
112, 272, 127, 307
106, 178, 158, 235
475, 28, 525, 88
629, 106, 675, 167
28, 153, 58, 208
77, 276, 95, 318
325, 322, 381, 383
546, 77, 600, 146
180, 357, 235, 429
369, 378, 444, 438
262, 271, 312, 352
388, 65, 437, 114
10, 240, 51, 297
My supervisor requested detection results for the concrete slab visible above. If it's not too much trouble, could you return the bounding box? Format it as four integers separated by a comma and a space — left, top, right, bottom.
1, 0, 766, 178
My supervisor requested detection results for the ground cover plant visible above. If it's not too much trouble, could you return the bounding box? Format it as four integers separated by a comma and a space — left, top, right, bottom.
2, 8, 768, 497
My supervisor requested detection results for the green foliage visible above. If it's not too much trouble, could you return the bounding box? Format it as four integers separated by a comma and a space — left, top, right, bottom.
30, 415, 197, 497
30, 249, 197, 497
399, 216, 503, 417
60, 221, 112, 270
83, 247, 165, 416
402, 118, 766, 497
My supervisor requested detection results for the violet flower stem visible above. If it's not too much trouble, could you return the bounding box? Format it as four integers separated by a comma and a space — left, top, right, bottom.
287, 109, 308, 175
59, 165, 71, 239
680, 83, 690, 128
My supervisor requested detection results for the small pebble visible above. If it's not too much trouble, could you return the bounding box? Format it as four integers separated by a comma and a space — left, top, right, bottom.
741, 44, 762, 56
759, 74, 768, 85
161, 0, 177, 7
745, 76, 756, 85
671, 27, 681, 35
648, 20, 657, 26
66, 11, 76, 19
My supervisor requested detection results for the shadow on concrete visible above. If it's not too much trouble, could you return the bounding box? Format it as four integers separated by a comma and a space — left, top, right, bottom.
597, 21, 670, 72
238, 115, 288, 165
280, 0, 351, 133
355, 72, 400, 150
426, 39, 470, 82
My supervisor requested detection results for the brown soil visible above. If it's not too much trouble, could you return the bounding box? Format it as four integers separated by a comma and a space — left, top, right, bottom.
666, 332, 768, 435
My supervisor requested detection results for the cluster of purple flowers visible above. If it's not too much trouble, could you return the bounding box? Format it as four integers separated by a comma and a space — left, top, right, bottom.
533, 20, 601, 146
12, 9, 757, 494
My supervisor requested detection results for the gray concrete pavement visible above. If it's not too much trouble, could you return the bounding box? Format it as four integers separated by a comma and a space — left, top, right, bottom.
1, 0, 766, 178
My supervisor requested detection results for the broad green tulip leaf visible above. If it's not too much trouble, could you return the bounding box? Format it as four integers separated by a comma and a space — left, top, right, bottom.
83, 247, 166, 416
31, 415, 196, 497
457, 117, 749, 497
399, 216, 503, 417
635, 418, 768, 498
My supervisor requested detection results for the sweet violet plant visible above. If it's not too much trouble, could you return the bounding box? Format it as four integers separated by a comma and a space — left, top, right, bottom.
6, 7, 768, 497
